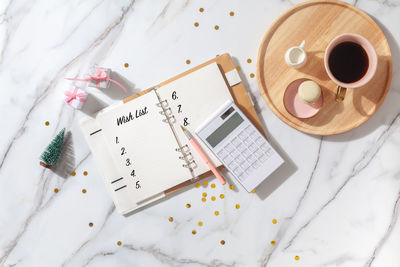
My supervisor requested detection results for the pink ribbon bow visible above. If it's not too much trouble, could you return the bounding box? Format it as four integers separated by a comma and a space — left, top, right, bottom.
65, 87, 87, 105
66, 68, 127, 92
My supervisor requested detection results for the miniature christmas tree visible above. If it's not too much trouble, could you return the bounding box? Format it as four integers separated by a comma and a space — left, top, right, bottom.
40, 128, 65, 168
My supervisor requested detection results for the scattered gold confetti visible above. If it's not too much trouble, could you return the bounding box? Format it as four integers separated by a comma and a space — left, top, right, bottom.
124, 63, 129, 68
82, 189, 87, 194
83, 171, 88, 176
230, 11, 234, 16
295, 256, 300, 261
235, 204, 240, 209
89, 222, 93, 227
199, 8, 204, 12
202, 192, 207, 197
251, 190, 255, 193
168, 217, 174, 222
250, 73, 255, 78
211, 196, 216, 201
229, 185, 234, 190
198, 221, 203, 227
220, 240, 225, 245
71, 171, 76, 176
186, 59, 191, 64
54, 188, 59, 193
220, 194, 224, 199
192, 230, 197, 235
194, 22, 199, 27
202, 197, 206, 202
195, 183, 200, 188
186, 203, 191, 208
214, 25, 219, 30
214, 211, 220, 216
45, 121, 50, 126
211, 183, 216, 188
203, 181, 208, 186
270, 240, 276, 245
117, 241, 122, 246
236, 66, 241, 71
247, 58, 252, 63
272, 219, 277, 224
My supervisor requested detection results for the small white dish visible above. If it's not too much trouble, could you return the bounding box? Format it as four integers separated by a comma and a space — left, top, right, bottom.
285, 40, 307, 68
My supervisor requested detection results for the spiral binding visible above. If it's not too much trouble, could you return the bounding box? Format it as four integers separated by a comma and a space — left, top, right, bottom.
154, 87, 197, 173
176, 144, 197, 169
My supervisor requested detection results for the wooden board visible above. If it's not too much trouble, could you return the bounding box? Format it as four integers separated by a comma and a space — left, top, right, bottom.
256, 0, 392, 135
124, 53, 263, 194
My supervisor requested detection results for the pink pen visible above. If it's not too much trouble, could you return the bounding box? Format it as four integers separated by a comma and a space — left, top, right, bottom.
180, 125, 226, 185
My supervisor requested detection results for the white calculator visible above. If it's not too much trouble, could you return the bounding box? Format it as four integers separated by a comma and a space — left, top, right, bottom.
196, 100, 284, 192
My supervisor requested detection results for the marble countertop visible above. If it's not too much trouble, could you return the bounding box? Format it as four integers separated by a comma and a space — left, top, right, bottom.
1, 0, 399, 266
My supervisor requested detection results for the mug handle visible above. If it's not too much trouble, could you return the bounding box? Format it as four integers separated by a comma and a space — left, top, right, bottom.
336, 85, 347, 102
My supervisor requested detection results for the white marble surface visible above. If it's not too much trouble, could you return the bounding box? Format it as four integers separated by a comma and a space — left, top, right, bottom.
0, 0, 399, 266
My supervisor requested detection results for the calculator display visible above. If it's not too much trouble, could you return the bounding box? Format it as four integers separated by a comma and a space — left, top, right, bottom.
206, 112, 244, 147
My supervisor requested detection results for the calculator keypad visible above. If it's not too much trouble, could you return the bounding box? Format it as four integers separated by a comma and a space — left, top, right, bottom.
215, 125, 274, 181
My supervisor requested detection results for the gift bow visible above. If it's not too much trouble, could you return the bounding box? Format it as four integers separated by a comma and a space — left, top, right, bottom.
67, 68, 127, 92
65, 87, 87, 105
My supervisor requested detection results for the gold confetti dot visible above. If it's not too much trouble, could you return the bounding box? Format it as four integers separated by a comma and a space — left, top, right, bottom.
270, 240, 276, 245
83, 171, 88, 176
198, 221, 203, 227
124, 63, 129, 68
54, 188, 59, 193
220, 240, 225, 245
89, 222, 93, 227
82, 189, 87, 194
272, 219, 277, 224
201, 197, 206, 202
250, 73, 255, 78
168, 217, 174, 222
195, 183, 200, 188
214, 25, 219, 30
230, 11, 234, 16
186, 59, 191, 64
236, 66, 241, 71
229, 185, 234, 190
194, 22, 199, 27
214, 211, 220, 216
247, 58, 252, 64
251, 190, 255, 193
186, 203, 191, 208
211, 183, 216, 188
45, 121, 50, 126
235, 204, 240, 209
202, 192, 207, 197
211, 196, 216, 201
192, 230, 197, 235
71, 171, 76, 176
203, 181, 208, 186
295, 256, 300, 261
199, 8, 204, 12
117, 241, 122, 246
220, 194, 224, 199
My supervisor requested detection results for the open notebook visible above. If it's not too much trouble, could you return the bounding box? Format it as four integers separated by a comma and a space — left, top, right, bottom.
81, 63, 233, 214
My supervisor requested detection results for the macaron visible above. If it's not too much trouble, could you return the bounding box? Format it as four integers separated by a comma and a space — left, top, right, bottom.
298, 80, 321, 104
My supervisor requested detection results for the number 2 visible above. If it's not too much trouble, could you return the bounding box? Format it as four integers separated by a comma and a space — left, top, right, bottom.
121, 147, 126, 155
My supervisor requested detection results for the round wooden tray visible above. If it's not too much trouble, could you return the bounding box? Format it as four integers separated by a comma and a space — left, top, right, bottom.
256, 0, 392, 135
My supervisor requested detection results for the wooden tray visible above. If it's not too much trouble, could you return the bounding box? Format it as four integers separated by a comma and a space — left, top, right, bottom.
256, 0, 392, 135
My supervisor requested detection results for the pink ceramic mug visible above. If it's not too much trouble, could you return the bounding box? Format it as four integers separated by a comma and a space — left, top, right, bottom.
324, 33, 377, 102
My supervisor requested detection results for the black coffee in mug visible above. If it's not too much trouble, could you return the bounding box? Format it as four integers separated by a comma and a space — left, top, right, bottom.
328, 41, 369, 83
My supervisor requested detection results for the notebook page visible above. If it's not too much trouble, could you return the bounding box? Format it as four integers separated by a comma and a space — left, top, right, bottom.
80, 116, 166, 215
156, 63, 233, 177
96, 90, 190, 203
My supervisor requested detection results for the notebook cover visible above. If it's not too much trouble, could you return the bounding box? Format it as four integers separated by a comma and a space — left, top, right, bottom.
124, 53, 265, 195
